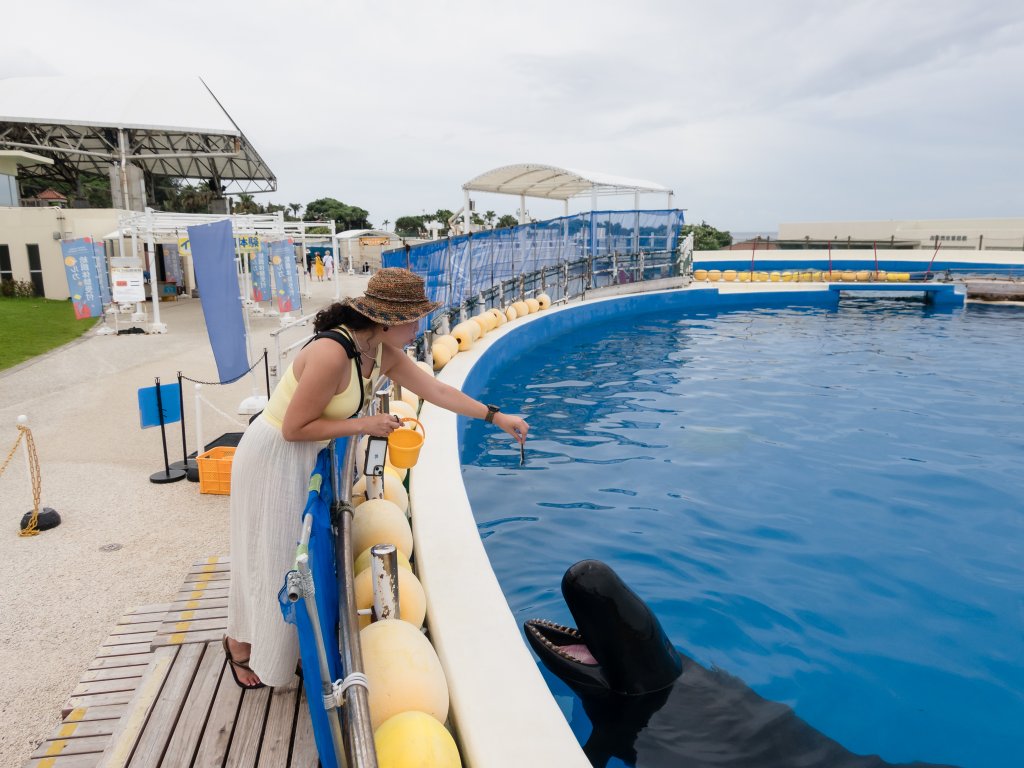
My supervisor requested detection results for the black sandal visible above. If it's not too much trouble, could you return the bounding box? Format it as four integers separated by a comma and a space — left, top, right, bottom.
222, 636, 266, 689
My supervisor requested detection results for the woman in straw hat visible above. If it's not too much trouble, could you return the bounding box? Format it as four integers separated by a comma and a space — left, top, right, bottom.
224, 268, 528, 688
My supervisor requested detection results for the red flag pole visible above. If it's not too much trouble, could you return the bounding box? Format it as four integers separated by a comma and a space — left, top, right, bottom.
873, 240, 879, 278
925, 241, 941, 279
749, 237, 757, 278
827, 240, 833, 278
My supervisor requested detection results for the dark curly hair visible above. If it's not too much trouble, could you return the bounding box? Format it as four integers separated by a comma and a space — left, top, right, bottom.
313, 302, 378, 334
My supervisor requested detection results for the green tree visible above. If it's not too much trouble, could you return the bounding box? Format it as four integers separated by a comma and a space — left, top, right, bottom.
304, 198, 371, 231
395, 215, 424, 237
288, 202, 303, 220
483, 210, 496, 229
497, 214, 519, 229
234, 193, 260, 214
680, 221, 732, 250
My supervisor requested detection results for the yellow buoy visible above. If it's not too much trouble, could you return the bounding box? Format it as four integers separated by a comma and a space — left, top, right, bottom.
474, 312, 494, 332
707, 269, 722, 282
525, 298, 540, 313
754, 271, 769, 282
800, 271, 814, 282
874, 270, 887, 281
841, 270, 856, 281
431, 344, 452, 371
354, 545, 412, 576
769, 271, 781, 282
855, 270, 871, 282
355, 565, 426, 629
738, 271, 751, 282
353, 498, 413, 559
693, 269, 708, 281
374, 711, 462, 768
723, 269, 737, 282
353, 474, 409, 514
397, 388, 419, 410
389, 400, 418, 422
781, 271, 794, 282
504, 305, 518, 322
512, 301, 530, 317
361, 619, 450, 730
433, 335, 459, 356
536, 293, 551, 309
488, 307, 506, 326
450, 325, 474, 352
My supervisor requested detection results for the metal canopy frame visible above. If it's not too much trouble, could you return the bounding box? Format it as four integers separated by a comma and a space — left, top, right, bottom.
0, 78, 275, 195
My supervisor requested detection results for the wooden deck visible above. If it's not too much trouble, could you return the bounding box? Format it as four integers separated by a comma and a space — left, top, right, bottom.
26, 557, 319, 768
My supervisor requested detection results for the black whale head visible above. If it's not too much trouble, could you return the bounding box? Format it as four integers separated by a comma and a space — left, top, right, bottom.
524, 559, 683, 696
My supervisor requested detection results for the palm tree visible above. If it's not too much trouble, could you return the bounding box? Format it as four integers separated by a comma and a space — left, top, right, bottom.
289, 202, 303, 220
381, 218, 391, 232
484, 210, 496, 229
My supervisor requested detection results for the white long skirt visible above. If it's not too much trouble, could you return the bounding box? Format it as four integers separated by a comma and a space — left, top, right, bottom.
226, 416, 321, 686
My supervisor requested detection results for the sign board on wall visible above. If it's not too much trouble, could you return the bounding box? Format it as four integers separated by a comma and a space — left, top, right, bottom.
111, 268, 146, 302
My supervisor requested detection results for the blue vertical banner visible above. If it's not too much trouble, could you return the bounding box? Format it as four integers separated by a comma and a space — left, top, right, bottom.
61, 237, 103, 319
92, 240, 111, 306
269, 239, 301, 313
251, 240, 272, 303
188, 220, 249, 382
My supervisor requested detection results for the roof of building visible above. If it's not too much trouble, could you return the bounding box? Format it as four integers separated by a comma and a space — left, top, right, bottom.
0, 77, 275, 193
463, 163, 672, 200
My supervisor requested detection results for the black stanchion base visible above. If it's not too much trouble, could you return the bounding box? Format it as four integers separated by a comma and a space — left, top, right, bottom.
170, 459, 197, 472
20, 507, 61, 532
150, 468, 187, 484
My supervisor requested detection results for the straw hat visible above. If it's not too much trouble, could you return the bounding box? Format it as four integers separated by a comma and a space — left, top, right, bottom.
345, 268, 441, 326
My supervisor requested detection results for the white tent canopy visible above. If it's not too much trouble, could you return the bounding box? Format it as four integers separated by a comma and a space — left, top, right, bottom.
461, 163, 674, 225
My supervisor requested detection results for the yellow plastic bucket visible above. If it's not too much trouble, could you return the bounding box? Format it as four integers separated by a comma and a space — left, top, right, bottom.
388, 418, 425, 469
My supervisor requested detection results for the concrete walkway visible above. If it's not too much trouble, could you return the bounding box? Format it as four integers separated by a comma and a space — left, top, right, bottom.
0, 273, 368, 767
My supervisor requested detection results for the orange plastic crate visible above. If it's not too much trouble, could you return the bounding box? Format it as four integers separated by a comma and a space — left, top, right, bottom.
197, 446, 235, 495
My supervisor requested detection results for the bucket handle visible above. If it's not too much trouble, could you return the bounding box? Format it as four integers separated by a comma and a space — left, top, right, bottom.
397, 417, 425, 438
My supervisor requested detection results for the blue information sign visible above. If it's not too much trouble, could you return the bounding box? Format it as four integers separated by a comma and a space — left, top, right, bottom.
138, 383, 182, 429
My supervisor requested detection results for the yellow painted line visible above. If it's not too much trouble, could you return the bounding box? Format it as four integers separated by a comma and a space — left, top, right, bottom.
206, 555, 219, 564
38, 759, 55, 768
189, 590, 203, 599
185, 600, 199, 609
170, 633, 186, 644
58, 723, 78, 737
175, 621, 192, 631
44, 740, 67, 756
179, 610, 195, 620
97, 652, 173, 767
65, 707, 86, 722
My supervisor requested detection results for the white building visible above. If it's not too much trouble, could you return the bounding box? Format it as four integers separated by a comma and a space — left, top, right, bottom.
778, 217, 1024, 251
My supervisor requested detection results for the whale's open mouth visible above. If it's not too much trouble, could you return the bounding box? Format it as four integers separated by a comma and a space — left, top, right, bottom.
524, 618, 598, 665
523, 560, 683, 696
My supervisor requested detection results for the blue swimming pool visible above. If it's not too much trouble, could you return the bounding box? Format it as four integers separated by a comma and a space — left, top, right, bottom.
461, 297, 1024, 768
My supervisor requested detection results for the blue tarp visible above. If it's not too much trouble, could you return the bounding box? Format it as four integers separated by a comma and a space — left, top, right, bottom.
279, 443, 347, 768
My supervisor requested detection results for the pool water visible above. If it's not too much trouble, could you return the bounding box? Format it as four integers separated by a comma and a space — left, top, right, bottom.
461, 298, 1024, 768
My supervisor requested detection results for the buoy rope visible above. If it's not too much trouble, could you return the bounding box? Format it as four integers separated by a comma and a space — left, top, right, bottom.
1, 425, 43, 537
326, 672, 369, 710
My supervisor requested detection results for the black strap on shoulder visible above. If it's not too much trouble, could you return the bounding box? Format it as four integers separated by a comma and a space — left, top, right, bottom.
302, 327, 365, 414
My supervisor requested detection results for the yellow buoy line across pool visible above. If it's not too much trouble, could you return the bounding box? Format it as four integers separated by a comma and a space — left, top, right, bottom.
692, 269, 911, 283
431, 293, 552, 372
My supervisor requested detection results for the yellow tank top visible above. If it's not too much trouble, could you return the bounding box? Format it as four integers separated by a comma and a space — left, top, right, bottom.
262, 327, 380, 430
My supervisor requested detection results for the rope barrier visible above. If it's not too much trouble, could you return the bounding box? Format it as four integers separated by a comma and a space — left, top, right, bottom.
1, 424, 43, 537
180, 350, 267, 387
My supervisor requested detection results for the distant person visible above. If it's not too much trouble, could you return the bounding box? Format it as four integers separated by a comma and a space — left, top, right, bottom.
324, 252, 334, 280
223, 268, 528, 688
313, 255, 324, 282
362, 261, 370, 274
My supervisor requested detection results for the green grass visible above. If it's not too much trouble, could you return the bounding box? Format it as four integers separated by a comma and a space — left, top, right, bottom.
0, 298, 98, 371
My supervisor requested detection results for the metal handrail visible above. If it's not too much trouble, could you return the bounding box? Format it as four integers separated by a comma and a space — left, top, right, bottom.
329, 374, 388, 768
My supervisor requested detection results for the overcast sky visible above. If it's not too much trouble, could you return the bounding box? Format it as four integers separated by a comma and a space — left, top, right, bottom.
4, 0, 1023, 233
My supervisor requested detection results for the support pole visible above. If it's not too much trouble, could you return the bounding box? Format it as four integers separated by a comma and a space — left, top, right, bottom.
150, 378, 186, 484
